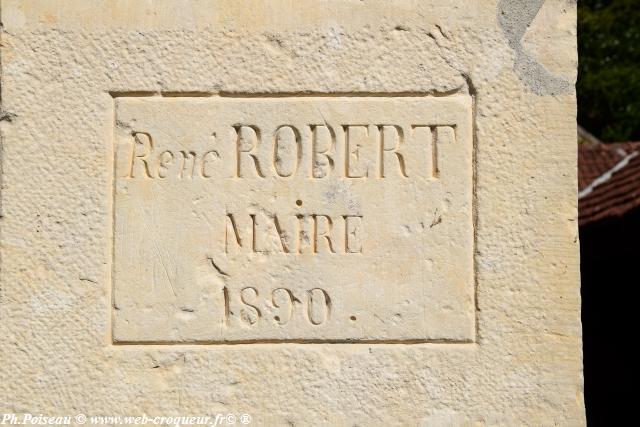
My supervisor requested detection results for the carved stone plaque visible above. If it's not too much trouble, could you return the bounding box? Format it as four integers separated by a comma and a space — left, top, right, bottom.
112, 95, 475, 343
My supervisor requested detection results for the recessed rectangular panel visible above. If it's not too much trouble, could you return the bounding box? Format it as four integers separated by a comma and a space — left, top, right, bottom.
112, 96, 474, 343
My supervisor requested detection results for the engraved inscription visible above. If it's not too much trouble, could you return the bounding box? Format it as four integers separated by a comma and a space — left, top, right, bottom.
221, 286, 331, 327
224, 212, 363, 254
112, 96, 475, 343
126, 123, 455, 180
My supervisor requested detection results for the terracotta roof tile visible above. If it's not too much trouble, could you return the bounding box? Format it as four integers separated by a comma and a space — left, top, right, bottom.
578, 142, 640, 190
579, 141, 640, 226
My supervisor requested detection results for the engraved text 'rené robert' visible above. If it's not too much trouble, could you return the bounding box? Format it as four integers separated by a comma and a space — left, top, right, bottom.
126, 124, 456, 180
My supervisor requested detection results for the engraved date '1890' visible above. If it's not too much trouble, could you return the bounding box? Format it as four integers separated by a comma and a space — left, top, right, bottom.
222, 286, 331, 327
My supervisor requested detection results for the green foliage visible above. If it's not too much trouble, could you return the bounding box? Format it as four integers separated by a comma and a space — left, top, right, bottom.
578, 0, 640, 142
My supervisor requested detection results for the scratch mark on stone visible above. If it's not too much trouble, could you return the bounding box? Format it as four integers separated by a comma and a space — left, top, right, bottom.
208, 257, 229, 277
430, 209, 442, 228
0, 110, 16, 122
152, 240, 177, 297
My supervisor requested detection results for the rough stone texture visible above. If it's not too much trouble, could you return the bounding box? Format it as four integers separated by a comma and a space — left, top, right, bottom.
0, 0, 583, 425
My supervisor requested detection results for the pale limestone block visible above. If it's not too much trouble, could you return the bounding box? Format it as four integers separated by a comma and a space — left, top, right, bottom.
0, 0, 583, 425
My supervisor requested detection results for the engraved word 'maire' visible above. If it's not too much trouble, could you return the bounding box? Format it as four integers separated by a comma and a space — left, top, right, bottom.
125, 123, 456, 180
225, 212, 363, 255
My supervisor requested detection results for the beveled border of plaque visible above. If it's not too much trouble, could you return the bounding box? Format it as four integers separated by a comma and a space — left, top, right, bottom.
107, 91, 478, 346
